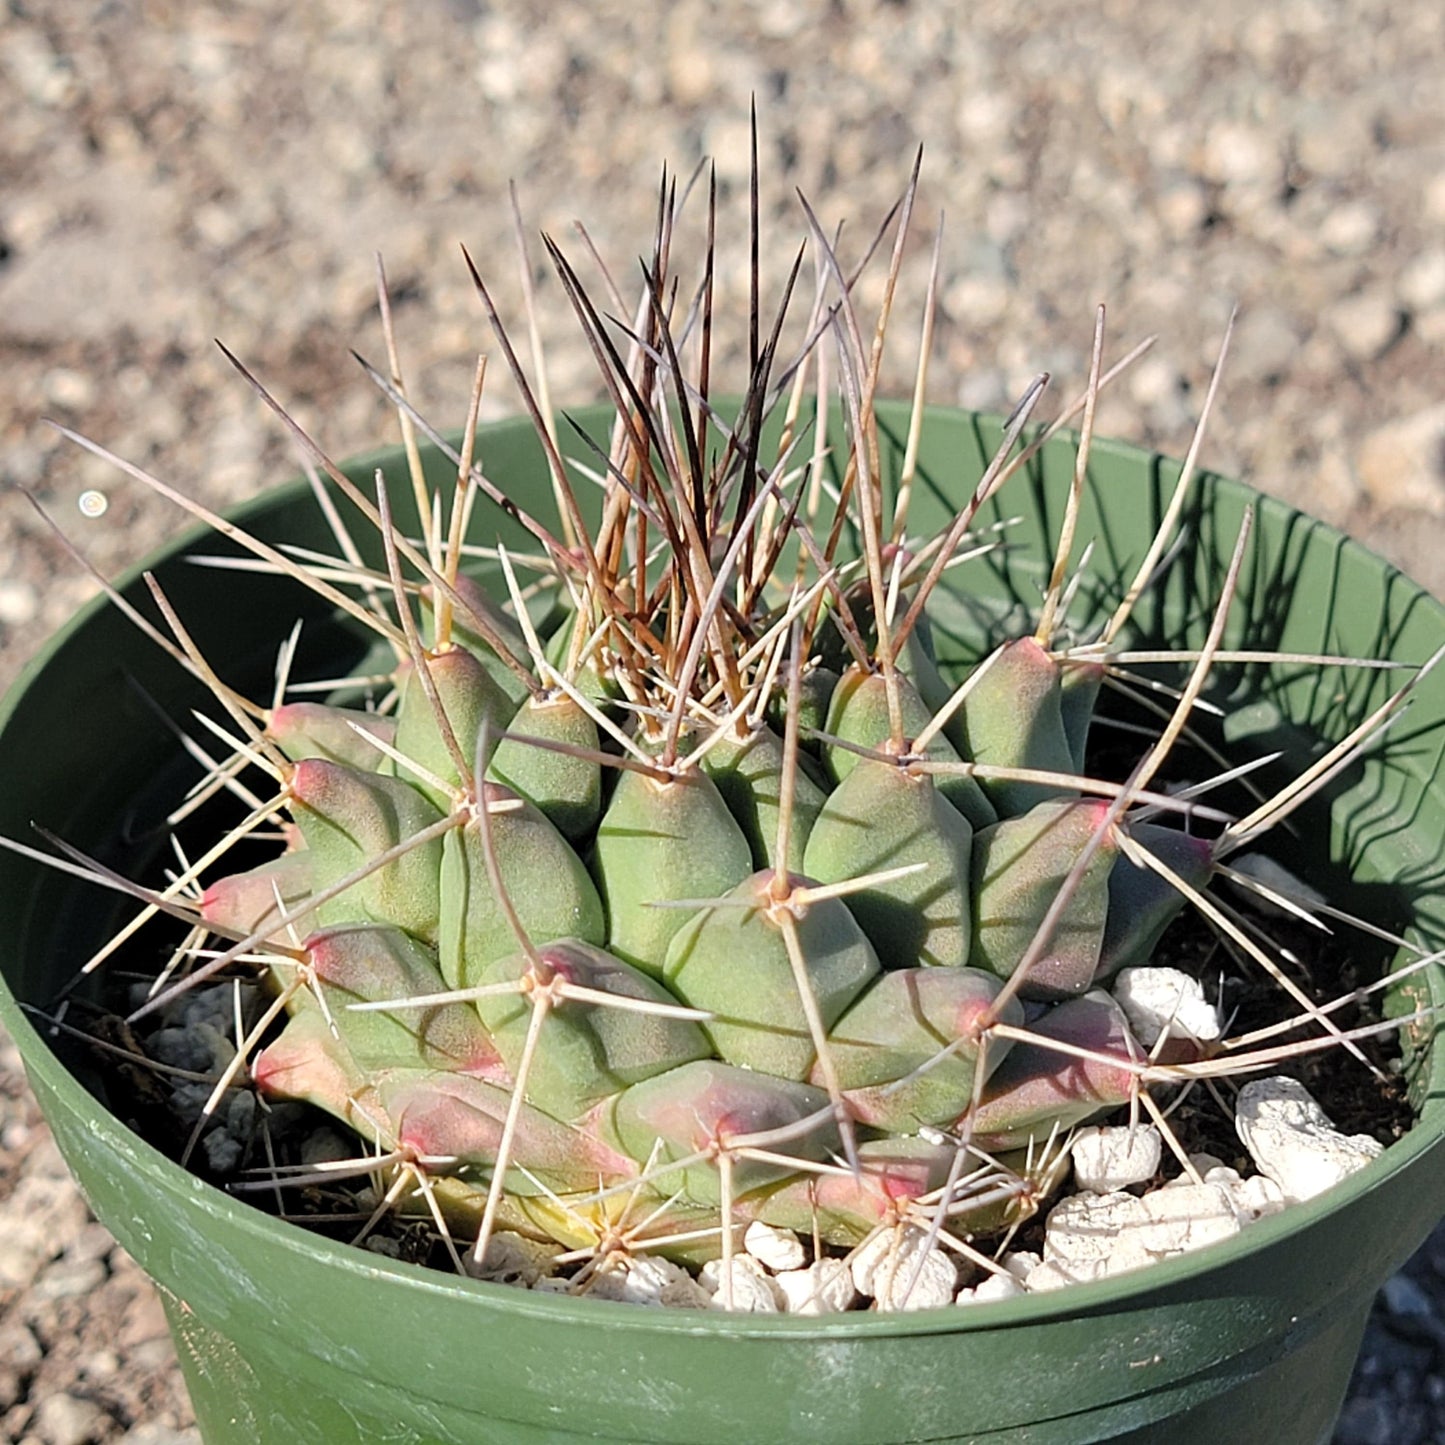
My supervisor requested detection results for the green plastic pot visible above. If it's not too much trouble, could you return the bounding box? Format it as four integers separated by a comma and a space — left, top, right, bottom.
1, 404, 1441, 1444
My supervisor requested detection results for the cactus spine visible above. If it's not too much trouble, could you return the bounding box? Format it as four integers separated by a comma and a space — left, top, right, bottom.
32, 148, 1429, 1307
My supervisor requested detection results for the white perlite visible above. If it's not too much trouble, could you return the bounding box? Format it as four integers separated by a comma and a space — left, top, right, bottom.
774, 1259, 857, 1315
700, 1255, 784, 1312
1071, 1124, 1162, 1192
850, 1228, 958, 1311
1000, 1252, 1041, 1283
955, 1270, 1025, 1305
1235, 1076, 1384, 1203
1041, 1182, 1243, 1282
1025, 1259, 1103, 1292
586, 1255, 708, 1308
1112, 967, 1222, 1048
1192, 1166, 1287, 1223
742, 1220, 806, 1273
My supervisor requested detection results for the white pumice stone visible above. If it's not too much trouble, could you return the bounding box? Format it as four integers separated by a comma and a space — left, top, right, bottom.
1071, 1124, 1162, 1192
700, 1255, 784, 1312
1043, 1193, 1155, 1274
1042, 1182, 1243, 1281
850, 1228, 957, 1311
1136, 1183, 1244, 1252
775, 1259, 856, 1315
1000, 1251, 1042, 1283
1025, 1258, 1110, 1291
1112, 967, 1222, 1047
743, 1220, 806, 1272
1235, 1076, 1384, 1203
1216, 1169, 1288, 1223
956, 1271, 1024, 1305
1158, 1165, 1285, 1222
587, 1255, 695, 1307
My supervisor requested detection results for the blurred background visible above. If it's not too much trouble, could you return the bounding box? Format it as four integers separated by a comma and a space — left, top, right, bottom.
1, 2, 1442, 1440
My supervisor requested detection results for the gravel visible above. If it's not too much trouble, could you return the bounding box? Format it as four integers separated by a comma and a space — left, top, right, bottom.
1, 0, 1442, 1438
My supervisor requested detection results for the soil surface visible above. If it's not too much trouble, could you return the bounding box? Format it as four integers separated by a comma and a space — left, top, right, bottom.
2, 2, 1443, 1440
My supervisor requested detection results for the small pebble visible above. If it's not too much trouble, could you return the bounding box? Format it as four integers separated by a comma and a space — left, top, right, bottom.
1112, 967, 1221, 1048
700, 1256, 784, 1313
1230, 304, 1306, 384
1199, 1166, 1286, 1223
955, 1270, 1024, 1305
0, 581, 39, 628
149, 1022, 234, 1075
1413, 303, 1445, 349
1399, 249, 1445, 313
1319, 200, 1382, 256
1043, 1192, 1156, 1276
1381, 1273, 1436, 1323
42, 368, 96, 410
300, 1127, 355, 1167
1071, 1125, 1162, 1193
850, 1228, 957, 1312
1357, 404, 1445, 516
1000, 1252, 1041, 1283
116, 1429, 203, 1445
78, 1349, 119, 1382
31, 1392, 108, 1445
1024, 1258, 1110, 1291
33, 1256, 106, 1302
201, 1129, 242, 1174
774, 1259, 856, 1315
1202, 119, 1281, 188
587, 1255, 700, 1308
1042, 1182, 1243, 1282
1154, 176, 1211, 239
1235, 1077, 1383, 1203
63, 1224, 115, 1267
742, 1221, 805, 1273
658, 1275, 713, 1310
1137, 1183, 1245, 1251
1323, 290, 1402, 362
0, 1326, 42, 1371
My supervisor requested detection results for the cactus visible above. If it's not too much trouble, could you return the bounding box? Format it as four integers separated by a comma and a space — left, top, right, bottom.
19, 144, 1434, 1310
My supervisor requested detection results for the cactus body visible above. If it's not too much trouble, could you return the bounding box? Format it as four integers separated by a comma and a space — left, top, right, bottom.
239, 539, 1228, 1266
119, 164, 1384, 1304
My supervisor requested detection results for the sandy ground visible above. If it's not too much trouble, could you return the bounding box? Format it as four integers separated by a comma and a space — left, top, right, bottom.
2, 2, 1443, 1439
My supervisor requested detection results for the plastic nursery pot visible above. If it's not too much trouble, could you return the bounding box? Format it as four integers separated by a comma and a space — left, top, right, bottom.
1, 403, 1443, 1445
